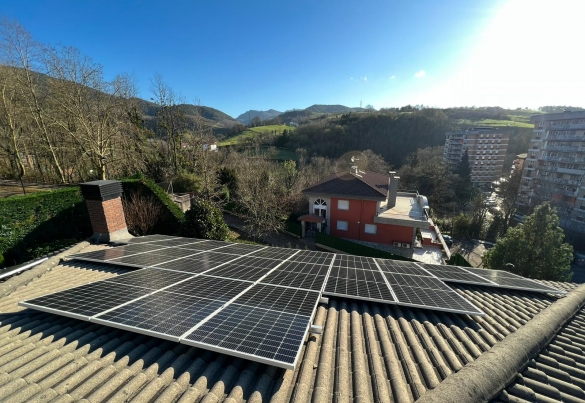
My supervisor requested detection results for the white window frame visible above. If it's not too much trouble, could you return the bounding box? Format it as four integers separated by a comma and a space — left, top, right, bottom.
337, 200, 350, 210
337, 220, 348, 231
364, 224, 377, 235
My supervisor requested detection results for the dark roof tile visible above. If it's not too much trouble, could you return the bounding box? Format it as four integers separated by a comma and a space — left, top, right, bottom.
0, 245, 584, 402
302, 171, 389, 199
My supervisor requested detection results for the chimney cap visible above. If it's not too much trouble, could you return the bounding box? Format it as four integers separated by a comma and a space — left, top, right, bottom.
80, 180, 123, 201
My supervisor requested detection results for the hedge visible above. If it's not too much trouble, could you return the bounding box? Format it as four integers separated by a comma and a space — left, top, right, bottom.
0, 187, 91, 267
315, 232, 415, 261
0, 175, 186, 267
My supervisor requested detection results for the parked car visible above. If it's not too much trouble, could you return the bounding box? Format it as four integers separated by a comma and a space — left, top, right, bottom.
442, 235, 453, 247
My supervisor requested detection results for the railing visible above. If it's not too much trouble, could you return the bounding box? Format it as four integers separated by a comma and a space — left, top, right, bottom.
534, 186, 578, 197
549, 123, 585, 130
547, 134, 585, 141
541, 156, 585, 163
534, 176, 580, 186
544, 145, 585, 152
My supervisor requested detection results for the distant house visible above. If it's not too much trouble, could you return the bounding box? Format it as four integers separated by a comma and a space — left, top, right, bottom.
288, 122, 299, 127
301, 167, 449, 263
202, 143, 218, 152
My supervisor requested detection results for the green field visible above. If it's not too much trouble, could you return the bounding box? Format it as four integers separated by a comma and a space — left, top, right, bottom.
454, 115, 534, 129
219, 125, 293, 146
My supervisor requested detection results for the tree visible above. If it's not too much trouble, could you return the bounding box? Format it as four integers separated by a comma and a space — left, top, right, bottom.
454, 149, 472, 203
182, 198, 229, 240
499, 168, 522, 230
482, 202, 573, 281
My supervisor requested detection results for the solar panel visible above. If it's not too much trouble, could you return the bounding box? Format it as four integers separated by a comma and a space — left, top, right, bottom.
20, 281, 152, 321
418, 263, 498, 285
380, 271, 484, 315
289, 250, 335, 265
232, 283, 320, 316
464, 267, 566, 294
183, 303, 310, 369
206, 264, 272, 282
151, 252, 240, 273
334, 255, 380, 271
164, 275, 253, 299
104, 268, 194, 289
376, 259, 431, 276
93, 292, 224, 341
261, 270, 327, 291
123, 235, 179, 244
24, 235, 571, 370
324, 266, 395, 302
249, 247, 298, 260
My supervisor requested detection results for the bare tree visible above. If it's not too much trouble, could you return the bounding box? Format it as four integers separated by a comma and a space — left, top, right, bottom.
122, 191, 164, 235
0, 19, 66, 182
150, 74, 187, 174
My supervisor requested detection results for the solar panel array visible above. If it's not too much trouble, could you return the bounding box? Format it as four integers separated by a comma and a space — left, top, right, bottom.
20, 234, 566, 369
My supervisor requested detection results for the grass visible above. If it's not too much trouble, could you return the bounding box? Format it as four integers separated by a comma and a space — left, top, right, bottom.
219, 125, 293, 146
454, 117, 534, 129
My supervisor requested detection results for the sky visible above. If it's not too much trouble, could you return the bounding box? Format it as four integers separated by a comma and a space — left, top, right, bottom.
1, 0, 584, 118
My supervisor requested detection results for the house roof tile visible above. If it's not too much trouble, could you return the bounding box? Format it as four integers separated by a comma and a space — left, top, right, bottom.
0, 243, 583, 402
302, 171, 389, 199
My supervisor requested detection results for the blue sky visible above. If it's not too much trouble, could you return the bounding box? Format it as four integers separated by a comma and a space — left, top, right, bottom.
2, 0, 584, 117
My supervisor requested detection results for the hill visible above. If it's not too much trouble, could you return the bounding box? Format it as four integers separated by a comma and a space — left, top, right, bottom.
236, 109, 282, 124
305, 104, 362, 113
137, 99, 238, 134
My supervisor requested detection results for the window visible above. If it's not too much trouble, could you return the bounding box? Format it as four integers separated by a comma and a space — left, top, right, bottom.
337, 220, 348, 231
337, 200, 349, 210
364, 224, 377, 234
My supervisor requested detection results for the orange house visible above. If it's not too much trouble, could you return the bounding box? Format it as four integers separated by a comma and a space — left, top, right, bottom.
301, 168, 449, 262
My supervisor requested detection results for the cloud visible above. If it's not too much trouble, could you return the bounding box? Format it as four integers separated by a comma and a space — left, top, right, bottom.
363, 76, 367, 82
350, 77, 353, 80
414, 70, 426, 78
390, 75, 396, 79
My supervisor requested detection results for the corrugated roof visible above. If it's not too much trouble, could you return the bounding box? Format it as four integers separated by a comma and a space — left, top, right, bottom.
302, 171, 389, 199
0, 244, 583, 402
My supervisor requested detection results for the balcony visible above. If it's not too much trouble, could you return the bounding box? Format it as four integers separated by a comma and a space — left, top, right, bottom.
547, 134, 585, 142
540, 156, 585, 163
543, 145, 585, 152
534, 176, 580, 186
535, 186, 578, 197
549, 123, 585, 130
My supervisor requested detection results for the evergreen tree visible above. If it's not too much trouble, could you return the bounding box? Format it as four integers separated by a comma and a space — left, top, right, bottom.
182, 199, 230, 240
454, 149, 472, 203
482, 202, 573, 281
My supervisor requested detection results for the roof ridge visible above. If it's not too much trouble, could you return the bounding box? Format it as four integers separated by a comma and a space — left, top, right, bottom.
416, 283, 585, 403
352, 170, 389, 197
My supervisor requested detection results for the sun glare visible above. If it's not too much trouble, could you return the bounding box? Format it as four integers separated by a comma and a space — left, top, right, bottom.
422, 0, 585, 108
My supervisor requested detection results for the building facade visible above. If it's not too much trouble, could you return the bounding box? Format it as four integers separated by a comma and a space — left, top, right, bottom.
443, 127, 511, 186
517, 111, 585, 235
302, 169, 449, 263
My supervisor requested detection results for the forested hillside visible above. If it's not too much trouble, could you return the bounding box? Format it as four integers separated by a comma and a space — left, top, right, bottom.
274, 109, 453, 167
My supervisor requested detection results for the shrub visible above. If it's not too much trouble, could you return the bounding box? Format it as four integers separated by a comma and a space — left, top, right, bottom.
122, 191, 164, 236
172, 171, 201, 193
0, 187, 91, 265
183, 198, 229, 240
121, 175, 185, 235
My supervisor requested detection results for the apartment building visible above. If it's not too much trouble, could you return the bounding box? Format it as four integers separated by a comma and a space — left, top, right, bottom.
517, 111, 585, 235
443, 127, 511, 187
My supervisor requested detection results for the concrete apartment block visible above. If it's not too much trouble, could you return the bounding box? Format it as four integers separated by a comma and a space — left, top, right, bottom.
517, 110, 585, 236
443, 127, 511, 187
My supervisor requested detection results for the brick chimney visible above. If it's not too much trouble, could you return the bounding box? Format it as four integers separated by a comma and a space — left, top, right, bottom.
387, 172, 399, 208
79, 180, 132, 243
